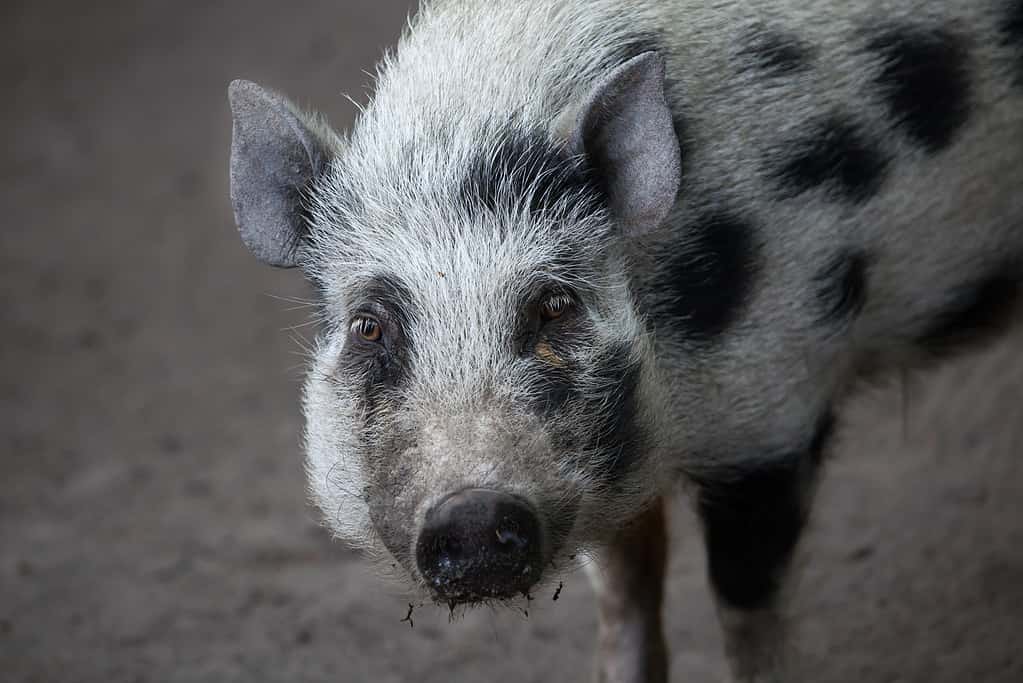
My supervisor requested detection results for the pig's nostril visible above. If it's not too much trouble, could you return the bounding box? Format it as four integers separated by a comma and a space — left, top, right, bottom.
495, 522, 527, 550
416, 488, 542, 602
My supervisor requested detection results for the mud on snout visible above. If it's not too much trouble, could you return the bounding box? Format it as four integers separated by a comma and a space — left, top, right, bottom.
303, 376, 591, 607
363, 410, 583, 607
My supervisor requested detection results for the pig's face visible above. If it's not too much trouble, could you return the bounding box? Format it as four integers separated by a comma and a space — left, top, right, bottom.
301, 130, 669, 604
227, 52, 679, 605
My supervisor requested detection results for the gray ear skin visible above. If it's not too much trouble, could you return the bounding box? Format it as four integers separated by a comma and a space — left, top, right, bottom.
228, 80, 330, 268
571, 52, 681, 236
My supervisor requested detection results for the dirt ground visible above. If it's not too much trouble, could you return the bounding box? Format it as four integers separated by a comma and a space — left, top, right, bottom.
2, 2, 1022, 682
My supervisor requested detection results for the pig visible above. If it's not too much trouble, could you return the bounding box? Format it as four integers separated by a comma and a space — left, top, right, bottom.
226, 0, 1023, 680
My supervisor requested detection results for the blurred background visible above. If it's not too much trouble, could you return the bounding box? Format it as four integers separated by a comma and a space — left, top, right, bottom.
2, 1, 1022, 681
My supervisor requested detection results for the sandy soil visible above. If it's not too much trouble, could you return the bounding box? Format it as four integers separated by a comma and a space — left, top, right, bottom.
2, 2, 1021, 681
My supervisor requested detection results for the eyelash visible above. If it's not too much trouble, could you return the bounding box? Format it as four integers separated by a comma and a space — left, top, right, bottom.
540, 292, 574, 321
350, 315, 382, 343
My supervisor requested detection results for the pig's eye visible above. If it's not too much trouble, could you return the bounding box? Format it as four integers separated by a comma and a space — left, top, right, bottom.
540, 293, 573, 321
350, 315, 382, 343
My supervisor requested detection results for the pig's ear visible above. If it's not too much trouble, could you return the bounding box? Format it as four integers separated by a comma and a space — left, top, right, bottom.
570, 52, 681, 236
228, 80, 334, 268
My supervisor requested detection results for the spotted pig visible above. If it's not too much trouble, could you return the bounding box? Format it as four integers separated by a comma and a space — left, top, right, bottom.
227, 1, 1023, 680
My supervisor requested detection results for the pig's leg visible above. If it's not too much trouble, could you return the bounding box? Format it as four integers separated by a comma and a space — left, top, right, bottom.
588, 498, 669, 683
697, 453, 821, 683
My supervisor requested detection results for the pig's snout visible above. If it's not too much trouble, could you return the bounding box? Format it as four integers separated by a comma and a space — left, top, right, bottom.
416, 488, 543, 603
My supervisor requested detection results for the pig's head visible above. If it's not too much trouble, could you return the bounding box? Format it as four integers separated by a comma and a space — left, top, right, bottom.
228, 53, 681, 605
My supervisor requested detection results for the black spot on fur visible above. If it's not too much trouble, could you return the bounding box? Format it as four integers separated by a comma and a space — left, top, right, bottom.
460, 35, 663, 223
737, 26, 814, 76
586, 343, 645, 482
696, 411, 834, 610
699, 461, 804, 610
772, 115, 889, 203
532, 363, 578, 418
339, 274, 417, 394
656, 211, 760, 344
526, 322, 587, 418
460, 128, 604, 221
814, 250, 870, 329
1002, 0, 1023, 84
915, 267, 1022, 357
869, 27, 972, 153
515, 284, 593, 418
